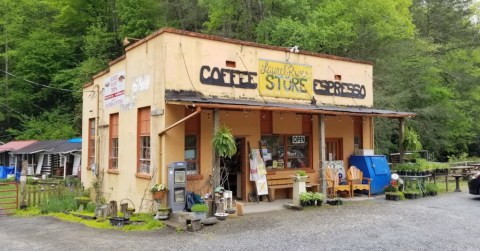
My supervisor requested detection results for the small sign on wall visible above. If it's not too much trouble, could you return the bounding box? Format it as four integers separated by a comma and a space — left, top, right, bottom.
292, 135, 305, 144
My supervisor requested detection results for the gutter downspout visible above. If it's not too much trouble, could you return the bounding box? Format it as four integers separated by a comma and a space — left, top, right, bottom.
94, 84, 100, 176
158, 107, 201, 136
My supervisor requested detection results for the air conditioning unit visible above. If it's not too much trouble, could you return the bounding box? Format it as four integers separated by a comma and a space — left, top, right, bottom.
354, 149, 375, 156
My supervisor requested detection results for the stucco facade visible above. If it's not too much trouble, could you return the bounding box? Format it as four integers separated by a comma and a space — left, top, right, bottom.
82, 28, 412, 211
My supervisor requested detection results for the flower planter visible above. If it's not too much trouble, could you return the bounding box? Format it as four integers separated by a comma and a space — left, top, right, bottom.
109, 217, 129, 227
392, 194, 400, 201
152, 190, 167, 200
300, 201, 311, 207
194, 212, 207, 220
385, 194, 392, 200
315, 200, 323, 207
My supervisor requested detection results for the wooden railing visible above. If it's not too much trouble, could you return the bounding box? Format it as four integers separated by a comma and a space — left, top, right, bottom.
0, 182, 18, 216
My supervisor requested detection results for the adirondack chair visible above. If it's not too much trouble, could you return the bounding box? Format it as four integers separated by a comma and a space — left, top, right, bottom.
347, 166, 371, 197
325, 167, 351, 198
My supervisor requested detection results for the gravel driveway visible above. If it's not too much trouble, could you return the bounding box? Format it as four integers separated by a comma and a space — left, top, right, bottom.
1, 192, 479, 251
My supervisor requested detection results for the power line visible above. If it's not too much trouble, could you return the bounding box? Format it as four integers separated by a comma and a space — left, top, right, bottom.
0, 69, 93, 93
0, 102, 27, 121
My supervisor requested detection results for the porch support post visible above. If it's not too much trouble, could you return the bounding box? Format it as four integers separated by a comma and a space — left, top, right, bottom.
399, 118, 405, 163
319, 114, 327, 195
212, 109, 220, 188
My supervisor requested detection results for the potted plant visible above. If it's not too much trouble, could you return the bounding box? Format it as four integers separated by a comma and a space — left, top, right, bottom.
425, 183, 438, 196
292, 170, 308, 182
312, 192, 325, 206
191, 203, 209, 220
384, 181, 398, 200
150, 183, 167, 200
299, 192, 312, 207
212, 125, 237, 188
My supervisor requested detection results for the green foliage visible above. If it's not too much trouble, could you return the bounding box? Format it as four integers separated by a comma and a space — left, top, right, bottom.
402, 127, 423, 152
39, 191, 78, 214
299, 191, 313, 202
212, 125, 237, 158
0, 0, 479, 164
425, 183, 438, 193
191, 203, 209, 212
312, 192, 325, 201
296, 170, 307, 177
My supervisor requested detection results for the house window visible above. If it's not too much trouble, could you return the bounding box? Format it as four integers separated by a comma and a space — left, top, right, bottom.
184, 107, 200, 175
88, 118, 95, 168
261, 135, 311, 169
109, 113, 119, 170
137, 107, 151, 173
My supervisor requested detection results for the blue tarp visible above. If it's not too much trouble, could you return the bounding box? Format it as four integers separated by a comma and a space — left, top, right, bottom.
0, 166, 15, 179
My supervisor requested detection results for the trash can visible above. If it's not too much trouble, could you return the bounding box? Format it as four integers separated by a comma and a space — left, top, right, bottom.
349, 155, 391, 194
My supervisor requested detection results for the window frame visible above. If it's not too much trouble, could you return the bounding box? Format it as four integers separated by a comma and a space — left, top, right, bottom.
260, 134, 312, 170
109, 113, 119, 170
137, 107, 151, 174
88, 118, 95, 169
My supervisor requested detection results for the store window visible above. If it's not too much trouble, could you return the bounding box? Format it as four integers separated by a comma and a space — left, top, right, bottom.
88, 118, 95, 168
261, 135, 310, 169
138, 107, 151, 173
185, 135, 198, 175
109, 113, 119, 170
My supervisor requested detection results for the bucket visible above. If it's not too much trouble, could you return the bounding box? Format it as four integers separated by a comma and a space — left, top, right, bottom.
236, 202, 244, 216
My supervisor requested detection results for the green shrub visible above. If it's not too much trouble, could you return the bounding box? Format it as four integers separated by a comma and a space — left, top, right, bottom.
39, 191, 78, 213
312, 192, 325, 201
191, 203, 208, 212
299, 192, 313, 202
85, 202, 96, 213
425, 183, 438, 193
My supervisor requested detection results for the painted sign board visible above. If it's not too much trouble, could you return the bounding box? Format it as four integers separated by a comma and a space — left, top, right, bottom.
104, 70, 126, 108
258, 60, 314, 100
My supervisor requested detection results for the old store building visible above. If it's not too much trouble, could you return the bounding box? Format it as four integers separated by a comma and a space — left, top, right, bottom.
82, 28, 413, 210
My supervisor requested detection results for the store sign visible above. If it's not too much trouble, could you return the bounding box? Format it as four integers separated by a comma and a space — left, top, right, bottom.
313, 79, 366, 99
198, 62, 367, 100
104, 70, 125, 108
199, 66, 257, 89
292, 135, 306, 144
258, 60, 313, 100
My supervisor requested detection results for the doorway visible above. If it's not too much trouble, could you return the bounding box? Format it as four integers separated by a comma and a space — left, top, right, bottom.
220, 137, 245, 200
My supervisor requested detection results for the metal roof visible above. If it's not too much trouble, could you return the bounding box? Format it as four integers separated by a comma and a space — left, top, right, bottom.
165, 90, 415, 118
0, 140, 37, 153
11, 140, 67, 154
45, 142, 82, 154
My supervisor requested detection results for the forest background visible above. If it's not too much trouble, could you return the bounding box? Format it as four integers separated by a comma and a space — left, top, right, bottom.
1, 0, 480, 161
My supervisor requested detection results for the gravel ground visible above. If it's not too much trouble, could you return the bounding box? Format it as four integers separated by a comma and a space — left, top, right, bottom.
1, 192, 479, 251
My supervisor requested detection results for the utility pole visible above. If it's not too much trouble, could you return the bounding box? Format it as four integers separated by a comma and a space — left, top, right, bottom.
3, 25, 9, 128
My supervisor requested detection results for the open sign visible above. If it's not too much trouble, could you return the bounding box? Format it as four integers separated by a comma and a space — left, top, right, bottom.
292, 136, 305, 144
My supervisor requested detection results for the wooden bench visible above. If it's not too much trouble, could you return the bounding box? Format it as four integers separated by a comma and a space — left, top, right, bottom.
266, 172, 320, 202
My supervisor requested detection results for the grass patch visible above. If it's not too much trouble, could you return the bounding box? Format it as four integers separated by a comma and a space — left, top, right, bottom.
52, 212, 165, 231
15, 206, 42, 216
53, 213, 113, 229
435, 180, 468, 193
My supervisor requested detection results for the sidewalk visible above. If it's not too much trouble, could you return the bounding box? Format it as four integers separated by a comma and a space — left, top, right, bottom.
242, 194, 379, 215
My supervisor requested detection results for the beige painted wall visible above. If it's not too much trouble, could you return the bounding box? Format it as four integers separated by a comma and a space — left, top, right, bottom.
162, 32, 373, 107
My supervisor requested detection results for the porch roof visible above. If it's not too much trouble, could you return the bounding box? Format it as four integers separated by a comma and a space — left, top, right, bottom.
11, 140, 67, 155
45, 142, 82, 154
165, 90, 415, 118
0, 140, 37, 153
